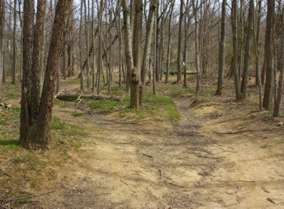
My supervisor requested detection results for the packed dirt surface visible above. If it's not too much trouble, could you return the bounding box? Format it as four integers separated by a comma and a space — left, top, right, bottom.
31, 93, 284, 209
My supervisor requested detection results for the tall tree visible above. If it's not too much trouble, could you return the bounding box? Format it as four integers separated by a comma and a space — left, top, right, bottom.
263, 0, 275, 109
131, 0, 143, 108
165, 0, 175, 84
231, 0, 241, 100
139, 0, 158, 105
193, 0, 200, 96
12, 0, 17, 84
254, 0, 263, 110
97, 0, 104, 95
176, 0, 184, 84
273, 7, 284, 117
240, 0, 254, 98
31, 0, 46, 120
20, 0, 35, 146
20, 0, 72, 149
182, 0, 190, 88
0, 0, 4, 86
216, 0, 226, 95
121, 0, 135, 103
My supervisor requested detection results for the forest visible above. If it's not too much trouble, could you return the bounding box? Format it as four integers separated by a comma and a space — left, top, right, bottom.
0, 0, 283, 208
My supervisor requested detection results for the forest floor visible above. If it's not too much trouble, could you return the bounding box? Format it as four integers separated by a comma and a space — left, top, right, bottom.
0, 78, 284, 209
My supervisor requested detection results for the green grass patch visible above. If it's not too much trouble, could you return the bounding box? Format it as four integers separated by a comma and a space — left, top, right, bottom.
88, 99, 120, 112
110, 86, 127, 97
11, 153, 46, 168
51, 117, 87, 137
121, 94, 180, 122
159, 84, 194, 98
63, 78, 80, 86
0, 83, 21, 99
0, 138, 19, 149
71, 112, 85, 117
0, 107, 20, 150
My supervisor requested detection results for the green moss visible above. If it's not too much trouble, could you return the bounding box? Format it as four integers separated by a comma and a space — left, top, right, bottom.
144, 95, 180, 121
0, 139, 19, 149
88, 99, 120, 112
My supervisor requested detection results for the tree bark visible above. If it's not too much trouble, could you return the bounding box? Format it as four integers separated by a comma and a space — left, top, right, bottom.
263, 0, 275, 109
254, 0, 263, 111
273, 9, 284, 117
0, 0, 4, 86
31, 0, 46, 120
139, 0, 157, 105
165, 0, 174, 84
216, 0, 226, 95
20, 0, 34, 147
231, 0, 241, 100
131, 0, 143, 109
240, 0, 254, 98
177, 0, 184, 84
12, 0, 17, 84
96, 0, 104, 95
27, 0, 72, 149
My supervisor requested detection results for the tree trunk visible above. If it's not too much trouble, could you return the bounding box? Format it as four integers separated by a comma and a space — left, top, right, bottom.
240, 0, 254, 98
12, 0, 17, 84
165, 1, 174, 84
177, 0, 184, 84
31, 0, 46, 120
26, 0, 72, 149
91, 0, 96, 92
20, 0, 34, 147
254, 0, 263, 111
263, 0, 275, 109
121, 0, 135, 102
0, 0, 4, 86
216, 0, 226, 95
193, 0, 200, 96
273, 10, 284, 117
131, 0, 143, 109
183, 0, 190, 88
231, 0, 241, 100
96, 0, 104, 95
139, 0, 157, 105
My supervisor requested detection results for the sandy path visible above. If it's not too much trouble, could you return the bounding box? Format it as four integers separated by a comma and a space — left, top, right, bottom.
42, 97, 284, 209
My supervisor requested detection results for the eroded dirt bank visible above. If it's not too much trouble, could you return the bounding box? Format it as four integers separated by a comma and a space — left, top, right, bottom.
32, 95, 284, 209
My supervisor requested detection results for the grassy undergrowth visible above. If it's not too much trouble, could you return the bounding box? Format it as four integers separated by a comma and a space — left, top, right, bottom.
87, 94, 180, 122
0, 105, 87, 200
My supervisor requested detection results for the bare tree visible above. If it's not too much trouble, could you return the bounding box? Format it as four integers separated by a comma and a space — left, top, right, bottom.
263, 0, 275, 109
231, 0, 241, 100
139, 0, 158, 105
12, 0, 17, 84
177, 0, 184, 84
0, 0, 4, 86
20, 0, 35, 147
20, 0, 72, 149
240, 0, 254, 99
273, 7, 284, 117
216, 0, 226, 95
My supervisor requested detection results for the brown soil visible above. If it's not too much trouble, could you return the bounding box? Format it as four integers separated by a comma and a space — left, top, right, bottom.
28, 93, 284, 209
1, 80, 284, 209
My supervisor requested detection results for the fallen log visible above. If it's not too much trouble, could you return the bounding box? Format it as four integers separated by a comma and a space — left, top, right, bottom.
55, 94, 121, 102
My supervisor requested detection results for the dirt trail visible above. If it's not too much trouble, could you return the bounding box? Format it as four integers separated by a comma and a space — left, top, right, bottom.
40, 97, 284, 209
